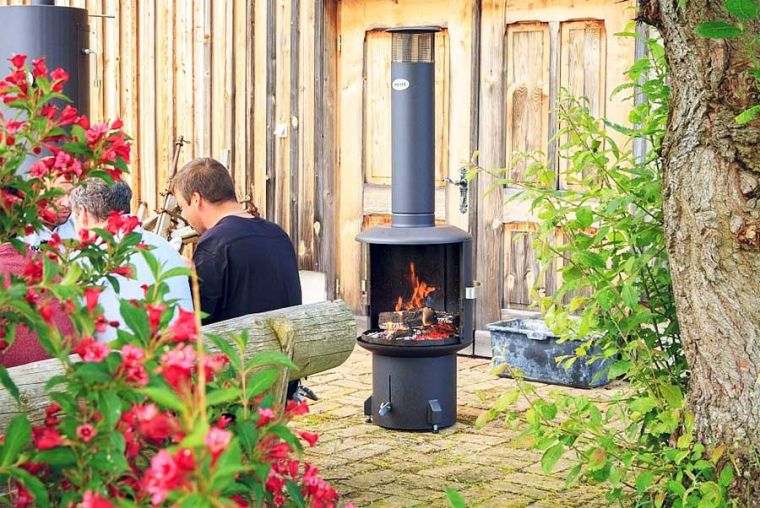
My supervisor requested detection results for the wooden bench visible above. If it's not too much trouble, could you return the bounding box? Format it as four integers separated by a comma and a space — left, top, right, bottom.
0, 300, 357, 431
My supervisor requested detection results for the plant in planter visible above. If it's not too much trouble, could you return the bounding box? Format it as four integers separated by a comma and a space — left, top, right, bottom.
0, 54, 346, 508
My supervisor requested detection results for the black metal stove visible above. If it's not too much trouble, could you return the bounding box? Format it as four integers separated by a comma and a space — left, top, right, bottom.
357, 27, 474, 433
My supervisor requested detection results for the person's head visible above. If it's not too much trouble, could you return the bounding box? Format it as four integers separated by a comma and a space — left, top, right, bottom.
45, 175, 74, 228
69, 178, 132, 231
171, 158, 237, 234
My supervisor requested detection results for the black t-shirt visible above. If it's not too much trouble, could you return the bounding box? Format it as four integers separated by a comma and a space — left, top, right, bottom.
193, 216, 302, 325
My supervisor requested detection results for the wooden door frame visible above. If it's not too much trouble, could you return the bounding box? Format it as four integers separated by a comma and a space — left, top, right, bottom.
335, 0, 478, 312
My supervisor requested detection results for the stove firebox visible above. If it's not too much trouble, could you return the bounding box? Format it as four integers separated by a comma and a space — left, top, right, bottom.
356, 27, 474, 433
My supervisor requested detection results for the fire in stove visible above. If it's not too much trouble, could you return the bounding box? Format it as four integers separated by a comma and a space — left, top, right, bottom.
364, 262, 459, 345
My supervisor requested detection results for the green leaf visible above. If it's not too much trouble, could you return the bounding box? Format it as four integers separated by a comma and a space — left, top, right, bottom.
0, 415, 31, 466
161, 266, 192, 280
119, 299, 151, 342
245, 350, 297, 371
635, 470, 654, 492
541, 443, 565, 473
735, 105, 760, 125
575, 207, 594, 228
139, 249, 161, 280
285, 480, 307, 508
245, 368, 280, 399
269, 424, 304, 453
445, 488, 467, 508
660, 384, 684, 409
725, 0, 760, 20
178, 494, 211, 508
34, 447, 77, 467
76, 362, 112, 384
608, 360, 632, 379
0, 366, 21, 404
621, 284, 639, 308
100, 391, 123, 428
206, 387, 242, 407
140, 386, 186, 414
695, 21, 743, 39
718, 464, 735, 487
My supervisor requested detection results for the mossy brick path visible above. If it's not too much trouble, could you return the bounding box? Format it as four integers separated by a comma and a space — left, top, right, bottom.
297, 346, 620, 507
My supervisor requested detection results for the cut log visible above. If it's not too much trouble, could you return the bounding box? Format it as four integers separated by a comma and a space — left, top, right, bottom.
0, 300, 356, 432
378, 307, 437, 329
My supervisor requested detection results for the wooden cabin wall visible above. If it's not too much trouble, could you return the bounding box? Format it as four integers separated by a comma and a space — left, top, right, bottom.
0, 0, 337, 287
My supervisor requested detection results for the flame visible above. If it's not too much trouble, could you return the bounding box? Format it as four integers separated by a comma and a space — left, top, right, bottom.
394, 262, 436, 311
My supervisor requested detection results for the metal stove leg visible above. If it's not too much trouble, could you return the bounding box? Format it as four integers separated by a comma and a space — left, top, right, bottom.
427, 399, 442, 433
364, 396, 372, 423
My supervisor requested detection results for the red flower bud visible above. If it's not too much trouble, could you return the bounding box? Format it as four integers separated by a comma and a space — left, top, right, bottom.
9, 54, 26, 69
31, 57, 47, 78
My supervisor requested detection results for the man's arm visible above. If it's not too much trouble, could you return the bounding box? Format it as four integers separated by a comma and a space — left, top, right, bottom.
193, 244, 225, 325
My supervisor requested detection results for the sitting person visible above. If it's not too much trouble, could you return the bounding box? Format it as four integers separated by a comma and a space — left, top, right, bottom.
171, 158, 313, 400
0, 243, 75, 367
69, 179, 193, 342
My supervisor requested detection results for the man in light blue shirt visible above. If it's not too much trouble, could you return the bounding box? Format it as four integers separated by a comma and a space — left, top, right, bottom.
69, 179, 193, 342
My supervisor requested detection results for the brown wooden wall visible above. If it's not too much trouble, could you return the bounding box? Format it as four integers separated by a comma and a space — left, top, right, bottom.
0, 0, 636, 331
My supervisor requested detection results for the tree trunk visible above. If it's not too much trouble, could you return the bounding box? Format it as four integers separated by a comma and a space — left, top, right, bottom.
640, 1, 760, 500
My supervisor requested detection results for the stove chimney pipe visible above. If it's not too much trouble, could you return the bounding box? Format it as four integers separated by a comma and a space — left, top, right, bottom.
389, 27, 439, 228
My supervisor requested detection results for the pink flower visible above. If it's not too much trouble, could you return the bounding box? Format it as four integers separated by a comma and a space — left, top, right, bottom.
85, 123, 108, 146
139, 412, 180, 444
31, 57, 47, 78
169, 308, 198, 342
59, 105, 78, 125
32, 426, 63, 450
76, 424, 97, 443
298, 431, 319, 447
112, 265, 133, 278
75, 337, 110, 362
78, 228, 96, 247
159, 344, 196, 389
142, 450, 179, 505
121, 344, 145, 365
257, 408, 276, 428
145, 303, 165, 333
9, 54, 25, 69
50, 67, 69, 92
110, 118, 123, 130
124, 364, 148, 386
80, 491, 114, 508
83, 287, 101, 312
173, 448, 195, 472
203, 353, 229, 380
204, 427, 232, 461
285, 399, 309, 417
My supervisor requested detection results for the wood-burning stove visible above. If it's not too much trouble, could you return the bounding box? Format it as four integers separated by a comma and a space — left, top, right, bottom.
356, 27, 474, 432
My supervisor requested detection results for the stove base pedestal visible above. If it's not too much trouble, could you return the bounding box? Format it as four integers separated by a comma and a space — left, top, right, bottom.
364, 353, 457, 431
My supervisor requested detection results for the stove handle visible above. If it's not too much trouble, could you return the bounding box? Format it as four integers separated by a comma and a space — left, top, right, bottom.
378, 401, 392, 416
465, 281, 481, 300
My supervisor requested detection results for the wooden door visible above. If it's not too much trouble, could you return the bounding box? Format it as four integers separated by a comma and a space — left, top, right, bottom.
336, 0, 478, 311
476, 0, 635, 331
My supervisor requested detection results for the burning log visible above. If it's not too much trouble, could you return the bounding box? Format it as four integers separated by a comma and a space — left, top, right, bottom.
379, 307, 438, 329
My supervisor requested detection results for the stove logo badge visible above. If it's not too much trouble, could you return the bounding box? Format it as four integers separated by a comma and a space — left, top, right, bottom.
392, 78, 410, 91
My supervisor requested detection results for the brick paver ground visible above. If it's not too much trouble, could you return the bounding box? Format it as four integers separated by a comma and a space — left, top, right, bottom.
298, 347, 618, 507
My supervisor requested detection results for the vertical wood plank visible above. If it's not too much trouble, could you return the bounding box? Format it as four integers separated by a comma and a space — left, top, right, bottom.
274, 0, 291, 232
265, 0, 276, 219
315, 0, 338, 297
224, 0, 235, 181
252, 0, 269, 214
174, 0, 193, 169
289, 0, 300, 247
86, 0, 103, 121
297, 0, 317, 269
559, 20, 606, 187
155, 0, 174, 200
363, 31, 391, 185
233, 0, 249, 198
102, 0, 118, 121
504, 23, 549, 183
547, 21, 560, 189
210, 0, 226, 163
193, 0, 211, 161
475, 0, 506, 328
119, 0, 140, 206
138, 0, 156, 209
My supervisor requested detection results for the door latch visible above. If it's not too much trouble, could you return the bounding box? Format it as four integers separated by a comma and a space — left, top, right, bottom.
443, 166, 469, 214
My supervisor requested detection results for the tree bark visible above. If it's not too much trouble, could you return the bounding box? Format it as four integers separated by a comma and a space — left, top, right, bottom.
640, 0, 760, 500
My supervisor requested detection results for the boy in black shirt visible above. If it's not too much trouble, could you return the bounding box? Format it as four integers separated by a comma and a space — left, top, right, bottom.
172, 158, 307, 398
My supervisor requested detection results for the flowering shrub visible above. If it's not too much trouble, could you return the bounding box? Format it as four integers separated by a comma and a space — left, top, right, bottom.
0, 55, 344, 507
